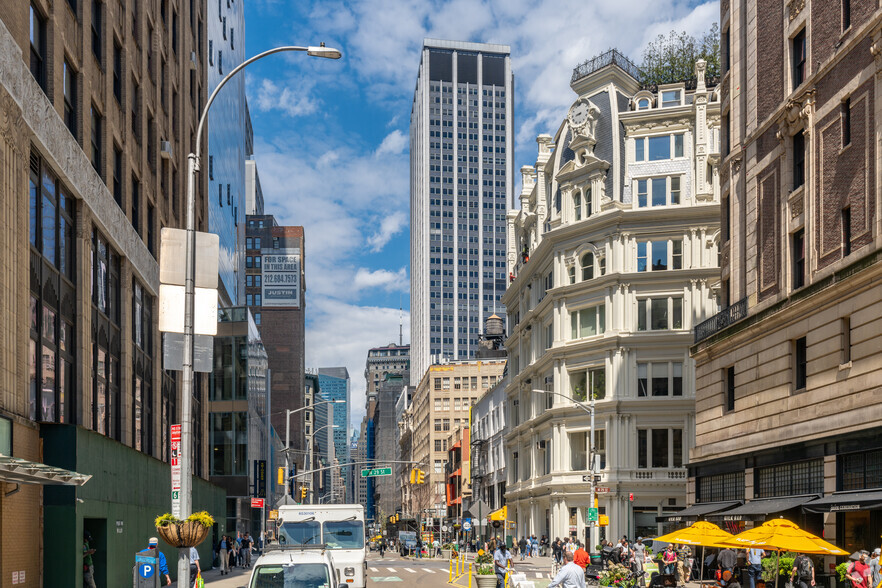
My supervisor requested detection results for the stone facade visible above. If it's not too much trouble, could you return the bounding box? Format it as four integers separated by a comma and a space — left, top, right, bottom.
690, 0, 882, 561
504, 53, 721, 544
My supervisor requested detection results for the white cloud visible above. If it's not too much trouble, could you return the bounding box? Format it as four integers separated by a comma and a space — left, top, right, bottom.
306, 299, 410, 429
352, 267, 409, 292
366, 211, 407, 252
375, 130, 408, 158
253, 78, 319, 117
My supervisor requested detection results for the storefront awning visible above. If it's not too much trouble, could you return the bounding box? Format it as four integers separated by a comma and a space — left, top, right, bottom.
655, 501, 742, 523
449, 468, 462, 478
802, 490, 882, 513
0, 456, 91, 486
711, 495, 818, 521
451, 441, 461, 450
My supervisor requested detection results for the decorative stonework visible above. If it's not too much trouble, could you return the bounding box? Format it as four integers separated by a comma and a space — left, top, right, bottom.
0, 90, 24, 154
790, 194, 804, 218
777, 89, 816, 139
788, 0, 805, 21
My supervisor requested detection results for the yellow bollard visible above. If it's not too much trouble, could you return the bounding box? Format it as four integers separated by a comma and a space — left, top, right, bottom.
469, 562, 473, 588
449, 558, 453, 582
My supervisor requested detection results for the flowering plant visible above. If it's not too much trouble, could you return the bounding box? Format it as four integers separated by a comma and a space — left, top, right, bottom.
475, 549, 495, 575
600, 563, 635, 587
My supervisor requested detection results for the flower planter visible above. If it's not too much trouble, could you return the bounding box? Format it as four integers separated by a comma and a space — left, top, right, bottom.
156, 520, 210, 548
443, 549, 453, 560
475, 574, 498, 588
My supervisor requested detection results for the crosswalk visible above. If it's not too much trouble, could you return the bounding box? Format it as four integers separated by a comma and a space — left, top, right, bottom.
368, 566, 548, 579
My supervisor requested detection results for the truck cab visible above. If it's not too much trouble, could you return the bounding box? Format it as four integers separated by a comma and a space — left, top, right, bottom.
247, 545, 338, 588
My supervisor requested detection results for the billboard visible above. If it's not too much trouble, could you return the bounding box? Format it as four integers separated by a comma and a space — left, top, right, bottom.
261, 248, 301, 308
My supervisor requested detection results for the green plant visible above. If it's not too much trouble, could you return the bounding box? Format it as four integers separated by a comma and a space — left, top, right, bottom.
761, 553, 796, 582
601, 563, 636, 587
155, 513, 178, 527
475, 549, 495, 575
154, 511, 215, 528
645, 548, 654, 556
640, 24, 721, 86
836, 562, 851, 583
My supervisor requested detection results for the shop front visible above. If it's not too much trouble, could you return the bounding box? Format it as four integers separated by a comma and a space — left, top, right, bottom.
804, 490, 882, 555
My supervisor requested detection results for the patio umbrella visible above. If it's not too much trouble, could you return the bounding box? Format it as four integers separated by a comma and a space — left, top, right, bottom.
653, 521, 736, 585
716, 519, 848, 588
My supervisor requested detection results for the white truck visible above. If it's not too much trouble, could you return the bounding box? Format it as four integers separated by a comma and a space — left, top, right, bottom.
276, 504, 366, 587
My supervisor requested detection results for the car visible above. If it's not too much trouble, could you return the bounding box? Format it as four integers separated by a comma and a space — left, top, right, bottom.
247, 544, 339, 588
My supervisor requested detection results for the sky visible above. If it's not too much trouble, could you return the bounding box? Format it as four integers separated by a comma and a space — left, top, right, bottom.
242, 0, 718, 431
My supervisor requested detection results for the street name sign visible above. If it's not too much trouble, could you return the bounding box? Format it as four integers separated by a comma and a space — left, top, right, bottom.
594, 487, 611, 494
587, 508, 598, 522
361, 467, 392, 478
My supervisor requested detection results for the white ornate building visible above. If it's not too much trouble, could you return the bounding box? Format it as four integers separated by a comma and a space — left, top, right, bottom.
503, 51, 721, 544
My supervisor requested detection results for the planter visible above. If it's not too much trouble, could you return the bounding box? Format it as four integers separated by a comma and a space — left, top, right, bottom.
475, 574, 498, 588
156, 520, 210, 548
442, 549, 453, 560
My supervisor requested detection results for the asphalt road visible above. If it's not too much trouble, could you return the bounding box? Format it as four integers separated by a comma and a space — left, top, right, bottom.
365, 552, 554, 588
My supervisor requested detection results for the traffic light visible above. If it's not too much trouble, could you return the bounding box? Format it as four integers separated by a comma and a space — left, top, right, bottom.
594, 497, 599, 508
416, 469, 426, 484
278, 467, 285, 485
629, 492, 634, 502
301, 486, 308, 500
288, 469, 295, 498
410, 469, 417, 484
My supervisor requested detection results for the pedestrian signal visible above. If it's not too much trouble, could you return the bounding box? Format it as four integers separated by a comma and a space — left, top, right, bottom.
629, 492, 634, 501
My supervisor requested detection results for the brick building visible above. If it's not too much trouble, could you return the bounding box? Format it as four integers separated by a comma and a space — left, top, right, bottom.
0, 0, 226, 585
688, 0, 882, 563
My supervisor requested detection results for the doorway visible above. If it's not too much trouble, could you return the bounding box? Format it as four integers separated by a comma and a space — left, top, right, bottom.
83, 518, 107, 588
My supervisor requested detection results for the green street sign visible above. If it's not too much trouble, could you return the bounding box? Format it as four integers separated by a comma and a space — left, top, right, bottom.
587, 507, 598, 522
361, 467, 392, 478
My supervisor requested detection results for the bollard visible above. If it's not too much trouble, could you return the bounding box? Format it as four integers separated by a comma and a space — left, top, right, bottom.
469, 562, 473, 588
449, 558, 453, 582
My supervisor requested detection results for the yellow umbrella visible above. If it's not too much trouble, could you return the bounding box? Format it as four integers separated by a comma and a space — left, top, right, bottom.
653, 521, 735, 584
716, 519, 848, 588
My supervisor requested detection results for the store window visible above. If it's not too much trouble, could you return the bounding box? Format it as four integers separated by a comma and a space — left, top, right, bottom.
755, 459, 823, 498
839, 450, 882, 491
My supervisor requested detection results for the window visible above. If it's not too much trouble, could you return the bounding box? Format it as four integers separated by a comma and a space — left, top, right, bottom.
637, 179, 648, 207
755, 459, 823, 498
792, 229, 805, 289
91, 105, 102, 175
722, 112, 730, 156
674, 134, 684, 158
637, 362, 684, 397
581, 252, 594, 281
246, 237, 252, 250
698, 471, 744, 503
30, 5, 47, 91
637, 177, 678, 208
255, 238, 261, 249
131, 174, 140, 235
254, 312, 260, 325
722, 28, 730, 74
147, 204, 155, 256
671, 176, 681, 204
209, 412, 247, 476
648, 136, 671, 160
635, 138, 645, 161
91, 230, 121, 438
637, 98, 650, 110
672, 240, 682, 269
793, 131, 805, 190
725, 366, 735, 411
574, 192, 581, 220
569, 367, 605, 401
842, 98, 851, 146
637, 428, 682, 468
661, 90, 681, 108
92, 0, 102, 62
652, 178, 667, 206
637, 240, 675, 272
841, 316, 851, 365
839, 450, 882, 491
792, 29, 807, 89
843, 0, 851, 31
570, 305, 605, 339
112, 147, 122, 205
63, 61, 77, 138
569, 432, 587, 471
842, 207, 851, 256
113, 42, 122, 103
794, 336, 807, 390
443, 398, 450, 410
637, 297, 683, 331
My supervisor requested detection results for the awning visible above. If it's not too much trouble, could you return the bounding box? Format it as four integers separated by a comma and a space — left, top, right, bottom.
803, 490, 882, 513
655, 501, 742, 523
710, 495, 818, 521
0, 456, 91, 486
488, 506, 507, 521
451, 441, 462, 450
449, 468, 462, 478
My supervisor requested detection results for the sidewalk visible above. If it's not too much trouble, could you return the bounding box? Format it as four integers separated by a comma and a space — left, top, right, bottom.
168, 566, 251, 588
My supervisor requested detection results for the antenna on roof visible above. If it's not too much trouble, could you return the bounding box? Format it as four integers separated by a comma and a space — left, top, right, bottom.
399, 294, 403, 347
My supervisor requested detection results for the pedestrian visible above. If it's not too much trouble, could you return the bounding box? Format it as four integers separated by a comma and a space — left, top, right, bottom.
83, 531, 97, 588
218, 535, 230, 575
434, 538, 442, 557
633, 538, 646, 586
242, 533, 253, 567
379, 536, 386, 558
548, 550, 587, 588
574, 541, 590, 570
553, 538, 562, 565
677, 544, 692, 585
415, 537, 422, 559
236, 531, 244, 567
718, 546, 737, 574
746, 548, 765, 588
663, 545, 677, 575
532, 535, 539, 557
139, 537, 172, 586
792, 552, 816, 588
519, 536, 528, 561
189, 545, 202, 581
494, 542, 513, 588
869, 548, 881, 588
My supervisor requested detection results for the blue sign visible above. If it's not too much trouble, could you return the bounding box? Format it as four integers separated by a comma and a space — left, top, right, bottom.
139, 563, 155, 578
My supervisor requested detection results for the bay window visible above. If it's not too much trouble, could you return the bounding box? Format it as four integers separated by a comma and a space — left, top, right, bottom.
570, 304, 605, 339
637, 296, 683, 331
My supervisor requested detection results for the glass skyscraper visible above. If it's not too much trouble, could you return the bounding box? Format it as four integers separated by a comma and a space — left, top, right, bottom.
410, 39, 513, 385
317, 367, 350, 501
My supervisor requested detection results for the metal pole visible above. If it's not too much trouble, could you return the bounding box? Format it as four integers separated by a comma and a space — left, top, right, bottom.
264, 368, 271, 548
177, 152, 198, 587
285, 409, 291, 498
329, 404, 334, 504
589, 387, 596, 551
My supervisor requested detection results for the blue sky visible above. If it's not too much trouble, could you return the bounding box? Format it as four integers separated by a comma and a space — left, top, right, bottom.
242, 0, 717, 428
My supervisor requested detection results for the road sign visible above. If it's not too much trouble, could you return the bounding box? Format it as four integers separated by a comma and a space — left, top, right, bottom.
463, 521, 472, 531
587, 508, 598, 522
138, 563, 155, 578
442, 525, 448, 532
170, 424, 181, 517
594, 487, 610, 494
251, 498, 265, 508
361, 467, 392, 478
269, 510, 279, 520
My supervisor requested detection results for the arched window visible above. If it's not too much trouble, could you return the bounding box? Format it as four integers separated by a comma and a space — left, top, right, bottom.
581, 252, 594, 281
637, 98, 650, 110
574, 192, 582, 221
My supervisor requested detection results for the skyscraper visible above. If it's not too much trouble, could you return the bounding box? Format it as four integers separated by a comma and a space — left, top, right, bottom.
409, 39, 513, 385
317, 367, 351, 492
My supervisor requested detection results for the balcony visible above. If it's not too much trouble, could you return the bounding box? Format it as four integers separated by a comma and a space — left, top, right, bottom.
694, 297, 748, 343
572, 49, 643, 85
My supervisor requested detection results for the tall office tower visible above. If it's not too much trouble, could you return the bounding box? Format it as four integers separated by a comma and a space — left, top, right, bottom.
245, 215, 307, 466
0, 0, 225, 583
364, 343, 410, 398
409, 39, 514, 385
317, 367, 351, 502
208, 0, 246, 305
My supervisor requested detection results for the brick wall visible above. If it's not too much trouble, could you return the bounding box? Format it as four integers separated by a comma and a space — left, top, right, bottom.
1, 422, 43, 587
756, 0, 784, 124
757, 161, 780, 301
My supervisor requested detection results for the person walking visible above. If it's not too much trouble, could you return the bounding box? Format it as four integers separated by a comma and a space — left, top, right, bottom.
242, 533, 253, 568
434, 538, 442, 558
574, 541, 590, 570
553, 538, 562, 565
532, 535, 539, 558
663, 545, 677, 575
218, 535, 230, 575
83, 532, 97, 588
519, 536, 528, 561
868, 548, 881, 588
494, 542, 513, 588
746, 548, 765, 588
379, 537, 386, 558
633, 538, 647, 587
548, 550, 587, 588
138, 537, 172, 586
189, 545, 202, 581
236, 531, 244, 568
792, 552, 816, 588
718, 546, 737, 574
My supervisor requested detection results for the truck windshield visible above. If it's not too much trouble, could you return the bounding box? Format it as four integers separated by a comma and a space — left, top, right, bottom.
322, 520, 365, 549
278, 521, 322, 545
250, 563, 330, 588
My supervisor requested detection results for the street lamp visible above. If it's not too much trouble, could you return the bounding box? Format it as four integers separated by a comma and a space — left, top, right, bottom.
532, 388, 597, 547
176, 43, 341, 586
307, 422, 337, 504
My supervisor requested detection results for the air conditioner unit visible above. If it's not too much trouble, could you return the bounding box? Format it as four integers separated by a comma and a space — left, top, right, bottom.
160, 141, 172, 159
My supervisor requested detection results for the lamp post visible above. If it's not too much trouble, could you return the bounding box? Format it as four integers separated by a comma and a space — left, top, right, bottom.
307, 422, 337, 504
176, 43, 341, 586
284, 400, 345, 498
532, 388, 596, 548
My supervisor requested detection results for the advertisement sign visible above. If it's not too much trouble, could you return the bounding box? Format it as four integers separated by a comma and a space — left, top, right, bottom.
261, 249, 301, 308
170, 424, 181, 518
254, 460, 266, 498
